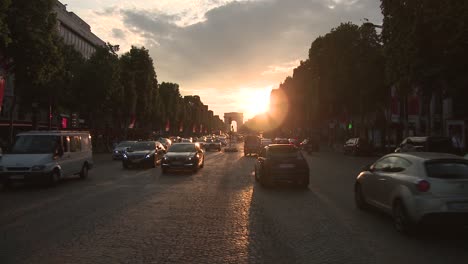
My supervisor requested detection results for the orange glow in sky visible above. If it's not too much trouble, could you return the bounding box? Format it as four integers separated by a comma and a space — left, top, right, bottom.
240, 86, 272, 119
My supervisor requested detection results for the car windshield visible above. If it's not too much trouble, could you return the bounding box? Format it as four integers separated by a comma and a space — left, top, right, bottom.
169, 144, 196, 152
129, 142, 155, 151
116, 141, 134, 148
268, 146, 301, 159
11, 135, 59, 154
426, 161, 468, 179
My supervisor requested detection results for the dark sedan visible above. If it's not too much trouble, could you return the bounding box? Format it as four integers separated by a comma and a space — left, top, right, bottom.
254, 144, 309, 188
122, 141, 165, 169
112, 141, 137, 160
205, 139, 222, 151
161, 143, 205, 173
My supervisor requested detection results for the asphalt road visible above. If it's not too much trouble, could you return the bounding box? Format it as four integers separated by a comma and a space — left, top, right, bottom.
1, 145, 467, 264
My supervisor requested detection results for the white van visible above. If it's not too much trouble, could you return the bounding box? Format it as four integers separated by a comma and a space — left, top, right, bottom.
0, 130, 93, 187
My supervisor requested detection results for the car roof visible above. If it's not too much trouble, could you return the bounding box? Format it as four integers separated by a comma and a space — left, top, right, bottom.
406, 136, 450, 142
267, 144, 296, 149
388, 152, 463, 161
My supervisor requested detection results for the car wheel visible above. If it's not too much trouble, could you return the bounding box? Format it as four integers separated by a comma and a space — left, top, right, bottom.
259, 168, 269, 187
254, 167, 259, 182
152, 156, 157, 168
393, 200, 415, 234
49, 170, 60, 186
354, 183, 369, 210
79, 164, 89, 179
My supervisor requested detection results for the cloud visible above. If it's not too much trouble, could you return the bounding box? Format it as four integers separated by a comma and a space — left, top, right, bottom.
80, 0, 382, 118
112, 28, 126, 39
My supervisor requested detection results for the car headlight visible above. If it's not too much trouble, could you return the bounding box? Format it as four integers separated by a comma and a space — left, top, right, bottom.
187, 157, 193, 161
145, 154, 151, 159
122, 153, 128, 159
114, 150, 119, 154
32, 165, 46, 171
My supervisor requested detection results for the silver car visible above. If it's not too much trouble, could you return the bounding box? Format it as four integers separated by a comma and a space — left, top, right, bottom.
355, 152, 468, 233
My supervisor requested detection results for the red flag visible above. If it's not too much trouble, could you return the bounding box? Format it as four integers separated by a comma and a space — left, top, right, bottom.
0, 76, 5, 111
128, 114, 136, 128
165, 120, 170, 132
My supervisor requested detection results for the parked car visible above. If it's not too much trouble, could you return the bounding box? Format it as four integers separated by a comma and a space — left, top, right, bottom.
343, 138, 372, 156
205, 139, 222, 151
300, 138, 319, 153
354, 152, 468, 233
113, 140, 137, 160
254, 144, 309, 188
0, 130, 93, 187
122, 141, 165, 169
395, 136, 457, 155
161, 143, 205, 173
244, 135, 261, 156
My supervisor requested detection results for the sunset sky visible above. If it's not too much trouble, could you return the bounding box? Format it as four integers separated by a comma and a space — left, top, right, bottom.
61, 0, 382, 120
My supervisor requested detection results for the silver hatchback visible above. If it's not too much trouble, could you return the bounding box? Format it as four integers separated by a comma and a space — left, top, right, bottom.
354, 152, 468, 233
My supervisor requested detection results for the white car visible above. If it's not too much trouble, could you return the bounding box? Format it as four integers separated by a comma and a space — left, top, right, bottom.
355, 152, 468, 233
0, 130, 93, 187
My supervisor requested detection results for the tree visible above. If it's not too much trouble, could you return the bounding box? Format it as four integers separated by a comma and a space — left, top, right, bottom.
120, 46, 158, 129
0, 0, 11, 51
6, 0, 62, 135
75, 45, 122, 128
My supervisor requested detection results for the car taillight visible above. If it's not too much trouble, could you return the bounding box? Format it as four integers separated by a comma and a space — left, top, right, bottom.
416, 180, 430, 192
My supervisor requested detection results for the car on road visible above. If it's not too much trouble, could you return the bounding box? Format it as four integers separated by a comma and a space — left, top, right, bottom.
254, 144, 309, 188
244, 135, 261, 156
343, 137, 372, 156
205, 139, 222, 151
158, 138, 172, 150
161, 143, 205, 173
122, 141, 165, 169
300, 138, 319, 153
395, 136, 457, 155
273, 138, 290, 144
261, 138, 273, 147
0, 130, 93, 187
354, 152, 468, 233
112, 140, 137, 160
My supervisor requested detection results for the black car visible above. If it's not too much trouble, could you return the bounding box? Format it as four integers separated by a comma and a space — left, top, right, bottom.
122, 141, 165, 169
244, 135, 261, 156
205, 139, 222, 151
343, 137, 372, 156
161, 143, 205, 173
395, 136, 458, 154
300, 138, 319, 153
254, 144, 309, 188
112, 141, 137, 160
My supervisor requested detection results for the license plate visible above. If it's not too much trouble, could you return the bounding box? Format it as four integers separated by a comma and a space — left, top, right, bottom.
448, 202, 468, 210
172, 162, 183, 166
279, 164, 295, 168
10, 175, 25, 180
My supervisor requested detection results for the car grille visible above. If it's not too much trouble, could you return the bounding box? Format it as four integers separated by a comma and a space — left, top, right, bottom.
7, 167, 30, 171
128, 155, 146, 160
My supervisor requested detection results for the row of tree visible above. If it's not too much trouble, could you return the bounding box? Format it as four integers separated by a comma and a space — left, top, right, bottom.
244, 0, 468, 140
0, 0, 224, 140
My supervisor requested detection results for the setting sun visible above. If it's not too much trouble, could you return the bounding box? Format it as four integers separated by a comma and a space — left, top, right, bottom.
241, 86, 272, 119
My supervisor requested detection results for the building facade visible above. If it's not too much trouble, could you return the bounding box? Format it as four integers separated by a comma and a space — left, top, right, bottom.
54, 1, 106, 59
